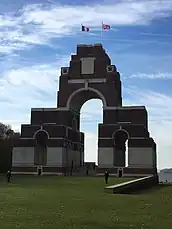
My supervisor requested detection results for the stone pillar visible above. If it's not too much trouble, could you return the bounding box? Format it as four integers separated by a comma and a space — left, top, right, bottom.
98, 138, 114, 168
128, 138, 157, 168
98, 147, 114, 168
12, 147, 35, 167
46, 147, 63, 167
80, 147, 84, 166
113, 148, 125, 167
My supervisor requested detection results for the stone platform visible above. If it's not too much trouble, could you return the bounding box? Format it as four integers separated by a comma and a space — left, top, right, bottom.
104, 175, 159, 194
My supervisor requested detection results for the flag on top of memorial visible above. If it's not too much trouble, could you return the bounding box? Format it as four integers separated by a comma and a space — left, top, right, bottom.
102, 23, 110, 30
81, 24, 90, 32
81, 23, 111, 32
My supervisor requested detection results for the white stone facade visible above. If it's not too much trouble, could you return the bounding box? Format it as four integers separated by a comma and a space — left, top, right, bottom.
12, 147, 34, 166
98, 146, 156, 168
12, 147, 83, 168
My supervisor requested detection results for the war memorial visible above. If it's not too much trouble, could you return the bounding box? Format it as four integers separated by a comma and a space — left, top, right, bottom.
12, 44, 157, 177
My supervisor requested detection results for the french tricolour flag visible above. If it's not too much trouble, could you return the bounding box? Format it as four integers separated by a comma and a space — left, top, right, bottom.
81, 24, 90, 32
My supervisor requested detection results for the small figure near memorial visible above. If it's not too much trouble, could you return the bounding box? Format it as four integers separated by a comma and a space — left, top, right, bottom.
6, 170, 11, 183
37, 166, 42, 176
104, 170, 109, 184
86, 165, 89, 176
118, 168, 123, 178
70, 160, 74, 176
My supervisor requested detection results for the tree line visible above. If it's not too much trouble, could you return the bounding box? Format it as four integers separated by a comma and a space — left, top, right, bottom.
0, 123, 20, 173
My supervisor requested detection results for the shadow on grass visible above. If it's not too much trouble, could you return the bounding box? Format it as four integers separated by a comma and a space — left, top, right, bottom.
130, 183, 172, 195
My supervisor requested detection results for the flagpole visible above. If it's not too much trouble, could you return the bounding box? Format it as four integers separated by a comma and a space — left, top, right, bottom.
101, 21, 103, 45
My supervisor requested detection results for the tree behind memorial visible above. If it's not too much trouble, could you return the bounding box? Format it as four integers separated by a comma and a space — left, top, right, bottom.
0, 123, 20, 173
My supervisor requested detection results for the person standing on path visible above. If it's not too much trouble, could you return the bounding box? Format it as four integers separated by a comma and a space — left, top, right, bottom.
104, 170, 109, 184
6, 170, 11, 183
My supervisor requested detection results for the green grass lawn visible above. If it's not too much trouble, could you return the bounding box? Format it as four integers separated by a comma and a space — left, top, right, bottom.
0, 175, 172, 229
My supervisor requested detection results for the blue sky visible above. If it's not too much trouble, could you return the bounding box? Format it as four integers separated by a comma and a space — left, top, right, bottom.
0, 0, 172, 169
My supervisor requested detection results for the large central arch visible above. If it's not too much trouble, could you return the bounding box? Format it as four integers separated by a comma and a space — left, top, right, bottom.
66, 88, 105, 165
66, 87, 107, 112
80, 98, 103, 164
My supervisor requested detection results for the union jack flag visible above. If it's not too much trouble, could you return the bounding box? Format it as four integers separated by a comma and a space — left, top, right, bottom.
102, 23, 110, 30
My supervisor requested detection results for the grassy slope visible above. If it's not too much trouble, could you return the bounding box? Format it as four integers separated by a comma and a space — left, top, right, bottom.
0, 176, 171, 229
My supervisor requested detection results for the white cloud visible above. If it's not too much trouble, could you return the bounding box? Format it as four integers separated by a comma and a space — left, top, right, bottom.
0, 14, 18, 27
80, 99, 103, 124
1, 1, 172, 53
0, 56, 69, 128
0, 41, 28, 54
1, 54, 69, 89
129, 72, 172, 79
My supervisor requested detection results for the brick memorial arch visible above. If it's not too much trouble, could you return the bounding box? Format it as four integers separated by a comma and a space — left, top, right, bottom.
12, 44, 157, 177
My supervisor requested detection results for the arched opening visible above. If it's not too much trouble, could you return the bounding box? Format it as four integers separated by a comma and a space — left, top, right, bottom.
113, 129, 129, 167
34, 130, 48, 166
80, 99, 103, 164
66, 88, 106, 168
67, 87, 107, 113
